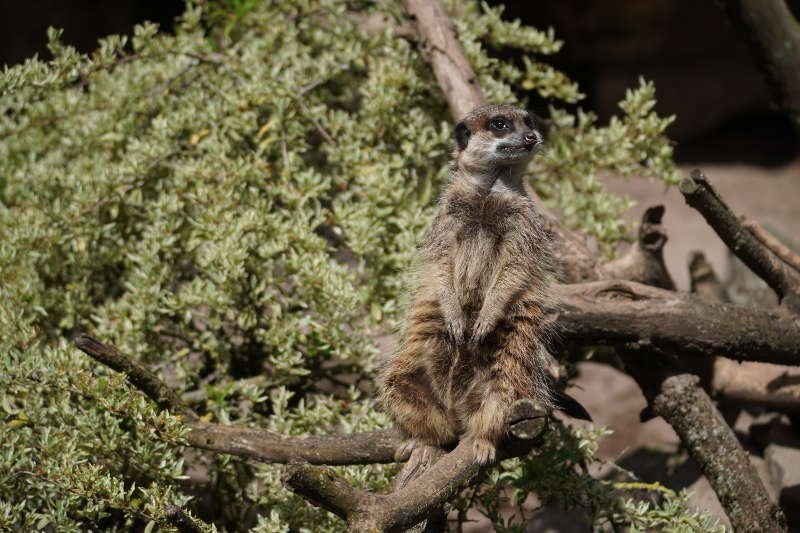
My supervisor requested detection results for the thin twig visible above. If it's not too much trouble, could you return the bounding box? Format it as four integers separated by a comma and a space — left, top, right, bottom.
741, 215, 800, 273
74, 334, 199, 422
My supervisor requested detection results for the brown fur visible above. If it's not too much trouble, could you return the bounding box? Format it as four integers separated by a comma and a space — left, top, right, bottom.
381, 105, 555, 464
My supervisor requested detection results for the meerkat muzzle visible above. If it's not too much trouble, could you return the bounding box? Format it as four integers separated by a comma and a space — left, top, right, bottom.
523, 132, 540, 145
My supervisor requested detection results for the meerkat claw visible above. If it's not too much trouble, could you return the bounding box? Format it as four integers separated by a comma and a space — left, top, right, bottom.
447, 318, 467, 345
394, 438, 422, 462
472, 438, 497, 465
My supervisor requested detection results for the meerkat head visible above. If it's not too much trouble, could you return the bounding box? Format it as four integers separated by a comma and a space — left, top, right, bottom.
452, 105, 543, 175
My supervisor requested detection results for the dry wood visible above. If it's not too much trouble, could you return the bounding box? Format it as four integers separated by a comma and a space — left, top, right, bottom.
680, 169, 800, 312
605, 205, 675, 289
401, 0, 484, 120
652, 374, 787, 532
285, 402, 547, 533
741, 216, 800, 274
555, 280, 800, 366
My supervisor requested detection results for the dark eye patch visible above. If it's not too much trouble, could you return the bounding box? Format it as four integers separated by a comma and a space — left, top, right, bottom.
454, 121, 471, 150
487, 115, 512, 133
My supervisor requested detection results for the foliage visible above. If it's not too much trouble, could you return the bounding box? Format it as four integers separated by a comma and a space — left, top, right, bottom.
1, 0, 690, 531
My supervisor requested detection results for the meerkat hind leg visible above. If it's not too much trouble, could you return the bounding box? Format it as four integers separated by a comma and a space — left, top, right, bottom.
382, 348, 458, 460
464, 331, 547, 465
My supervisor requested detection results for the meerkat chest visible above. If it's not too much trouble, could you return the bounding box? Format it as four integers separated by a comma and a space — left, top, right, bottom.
448, 195, 523, 304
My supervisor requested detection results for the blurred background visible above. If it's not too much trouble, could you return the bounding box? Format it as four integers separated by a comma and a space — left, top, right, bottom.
4, 2, 799, 529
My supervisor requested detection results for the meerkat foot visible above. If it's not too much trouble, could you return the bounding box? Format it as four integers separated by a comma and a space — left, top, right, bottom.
395, 438, 424, 462
471, 437, 497, 465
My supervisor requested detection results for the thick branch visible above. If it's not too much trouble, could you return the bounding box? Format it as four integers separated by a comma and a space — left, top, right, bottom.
283, 465, 373, 522
186, 423, 401, 465
74, 335, 405, 464
286, 401, 547, 532
712, 359, 800, 414
614, 209, 785, 531
680, 169, 800, 312
652, 374, 786, 532
402, 0, 485, 120
716, 0, 800, 128
555, 280, 800, 366
689, 251, 800, 415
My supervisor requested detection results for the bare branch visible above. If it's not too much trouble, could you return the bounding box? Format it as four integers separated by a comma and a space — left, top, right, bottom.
555, 280, 800, 366
401, 0, 485, 120
689, 251, 800, 415
688, 251, 729, 302
283, 465, 373, 522
716, 0, 800, 128
73, 335, 405, 464
186, 423, 401, 465
680, 169, 800, 312
285, 401, 548, 532
605, 205, 675, 290
614, 209, 785, 531
74, 334, 199, 422
651, 373, 786, 532
741, 215, 800, 274
712, 359, 800, 415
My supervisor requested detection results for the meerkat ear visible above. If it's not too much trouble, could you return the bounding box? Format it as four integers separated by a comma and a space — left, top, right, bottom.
454, 121, 471, 150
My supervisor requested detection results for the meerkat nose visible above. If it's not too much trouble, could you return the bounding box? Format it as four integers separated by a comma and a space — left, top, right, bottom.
524, 132, 540, 145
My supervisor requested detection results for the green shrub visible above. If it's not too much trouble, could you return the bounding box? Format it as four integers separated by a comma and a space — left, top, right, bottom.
1, 1, 706, 531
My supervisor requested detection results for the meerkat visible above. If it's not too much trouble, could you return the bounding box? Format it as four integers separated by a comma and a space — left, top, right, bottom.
381, 104, 557, 465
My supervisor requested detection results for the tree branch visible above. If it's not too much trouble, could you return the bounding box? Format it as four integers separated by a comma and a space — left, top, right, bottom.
74, 333, 199, 422
186, 423, 401, 465
73, 335, 405, 465
680, 169, 800, 312
689, 250, 800, 415
651, 373, 786, 532
285, 401, 547, 533
555, 280, 800, 366
741, 215, 800, 274
716, 0, 800, 128
605, 205, 675, 290
401, 0, 485, 120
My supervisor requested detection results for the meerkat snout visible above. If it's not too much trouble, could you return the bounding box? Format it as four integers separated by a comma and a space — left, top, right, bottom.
523, 131, 541, 146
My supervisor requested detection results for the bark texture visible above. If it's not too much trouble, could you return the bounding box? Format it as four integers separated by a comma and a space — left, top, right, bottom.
653, 374, 787, 533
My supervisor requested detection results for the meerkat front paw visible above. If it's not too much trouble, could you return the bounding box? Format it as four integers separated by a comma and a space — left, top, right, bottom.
471, 437, 497, 465
469, 317, 495, 345
446, 315, 468, 345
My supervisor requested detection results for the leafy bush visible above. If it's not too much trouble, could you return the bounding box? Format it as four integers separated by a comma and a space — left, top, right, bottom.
1, 1, 702, 531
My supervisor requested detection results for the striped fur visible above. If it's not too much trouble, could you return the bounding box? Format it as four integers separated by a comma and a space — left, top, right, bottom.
381, 105, 555, 464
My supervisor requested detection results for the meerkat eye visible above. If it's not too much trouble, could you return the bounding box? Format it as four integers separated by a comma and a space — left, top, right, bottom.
489, 118, 508, 131
524, 115, 534, 129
